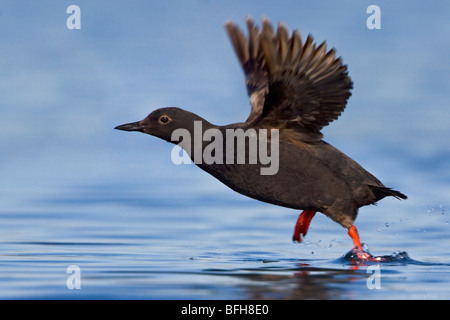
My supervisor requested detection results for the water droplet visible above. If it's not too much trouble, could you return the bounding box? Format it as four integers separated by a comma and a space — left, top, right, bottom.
362, 243, 370, 252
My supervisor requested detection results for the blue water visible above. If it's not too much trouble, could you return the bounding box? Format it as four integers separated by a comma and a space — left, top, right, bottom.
1, 173, 449, 299
1, 1, 449, 300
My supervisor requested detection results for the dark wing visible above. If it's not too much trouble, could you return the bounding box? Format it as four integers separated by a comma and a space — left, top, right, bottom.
225, 17, 353, 141
225, 18, 269, 124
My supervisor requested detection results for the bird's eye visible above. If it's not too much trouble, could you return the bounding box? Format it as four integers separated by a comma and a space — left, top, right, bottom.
159, 116, 170, 124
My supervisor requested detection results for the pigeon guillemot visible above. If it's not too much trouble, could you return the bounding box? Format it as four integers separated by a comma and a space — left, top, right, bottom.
115, 17, 407, 256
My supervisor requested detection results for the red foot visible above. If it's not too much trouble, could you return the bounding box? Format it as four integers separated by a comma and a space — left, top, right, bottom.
348, 225, 372, 260
348, 225, 363, 251
293, 210, 316, 242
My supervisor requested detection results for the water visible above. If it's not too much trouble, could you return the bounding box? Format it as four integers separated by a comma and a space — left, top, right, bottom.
1, 175, 449, 299
1, 1, 449, 300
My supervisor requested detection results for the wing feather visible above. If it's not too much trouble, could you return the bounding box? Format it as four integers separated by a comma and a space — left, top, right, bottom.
225, 17, 352, 140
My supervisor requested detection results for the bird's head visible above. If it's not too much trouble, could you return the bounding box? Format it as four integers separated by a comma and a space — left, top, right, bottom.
115, 107, 209, 143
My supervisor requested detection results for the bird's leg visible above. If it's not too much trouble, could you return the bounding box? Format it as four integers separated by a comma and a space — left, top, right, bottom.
292, 210, 316, 242
348, 225, 363, 251
348, 225, 372, 259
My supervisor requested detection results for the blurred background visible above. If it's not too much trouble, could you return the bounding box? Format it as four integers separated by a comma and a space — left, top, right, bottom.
0, 0, 448, 299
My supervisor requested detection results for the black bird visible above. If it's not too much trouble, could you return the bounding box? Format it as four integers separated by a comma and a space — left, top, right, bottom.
115, 17, 407, 257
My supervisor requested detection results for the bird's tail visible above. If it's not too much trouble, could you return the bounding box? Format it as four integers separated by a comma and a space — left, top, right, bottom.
368, 185, 408, 201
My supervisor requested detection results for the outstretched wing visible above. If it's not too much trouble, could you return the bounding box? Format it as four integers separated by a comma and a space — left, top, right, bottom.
225, 18, 270, 124
225, 17, 353, 141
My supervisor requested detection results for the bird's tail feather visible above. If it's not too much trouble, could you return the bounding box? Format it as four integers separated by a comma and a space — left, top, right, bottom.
368, 185, 408, 201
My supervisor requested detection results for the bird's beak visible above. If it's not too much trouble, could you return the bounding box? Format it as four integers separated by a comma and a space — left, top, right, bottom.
114, 121, 146, 132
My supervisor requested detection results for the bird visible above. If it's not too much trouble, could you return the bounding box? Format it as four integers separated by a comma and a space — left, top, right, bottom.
115, 17, 407, 258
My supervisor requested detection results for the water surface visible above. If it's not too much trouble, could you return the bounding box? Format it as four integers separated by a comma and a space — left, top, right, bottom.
1, 176, 449, 300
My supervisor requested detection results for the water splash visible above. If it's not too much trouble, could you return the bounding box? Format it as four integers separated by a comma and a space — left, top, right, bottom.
339, 243, 415, 265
